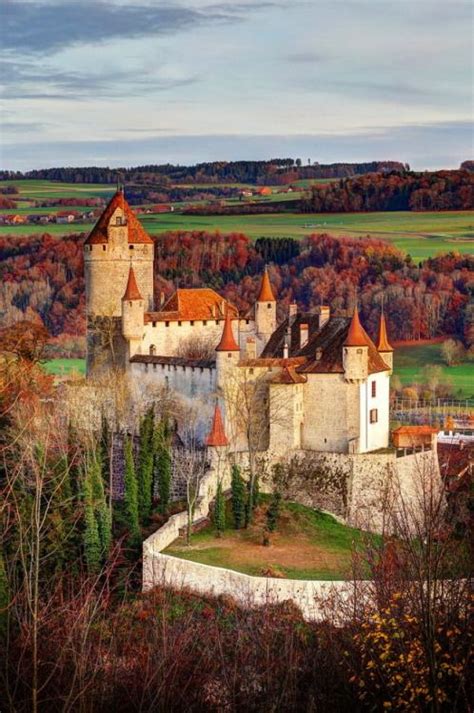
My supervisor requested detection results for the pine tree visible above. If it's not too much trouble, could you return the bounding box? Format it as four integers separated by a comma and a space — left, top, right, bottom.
231, 464, 246, 529
137, 406, 155, 523
123, 436, 140, 545
155, 420, 172, 515
213, 481, 226, 537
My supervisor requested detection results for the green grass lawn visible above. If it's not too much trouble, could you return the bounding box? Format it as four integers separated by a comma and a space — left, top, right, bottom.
0, 179, 115, 200
43, 358, 86, 376
165, 498, 379, 581
394, 343, 474, 398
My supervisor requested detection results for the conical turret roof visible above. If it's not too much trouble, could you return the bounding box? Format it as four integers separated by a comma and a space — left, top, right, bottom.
205, 403, 229, 447
257, 267, 276, 302
122, 265, 143, 301
344, 306, 370, 347
377, 312, 393, 352
216, 309, 240, 352
85, 188, 154, 245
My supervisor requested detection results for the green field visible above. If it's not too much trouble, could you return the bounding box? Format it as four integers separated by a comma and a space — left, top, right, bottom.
43, 358, 86, 376
394, 343, 473, 398
165, 498, 379, 580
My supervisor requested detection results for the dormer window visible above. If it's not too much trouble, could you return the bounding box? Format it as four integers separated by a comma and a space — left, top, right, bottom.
116, 216, 125, 226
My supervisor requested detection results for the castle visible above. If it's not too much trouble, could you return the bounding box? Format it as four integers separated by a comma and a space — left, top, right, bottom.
85, 190, 439, 531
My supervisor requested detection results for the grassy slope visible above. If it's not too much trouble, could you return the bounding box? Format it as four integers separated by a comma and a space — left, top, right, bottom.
394, 344, 473, 398
164, 498, 379, 581
42, 358, 86, 376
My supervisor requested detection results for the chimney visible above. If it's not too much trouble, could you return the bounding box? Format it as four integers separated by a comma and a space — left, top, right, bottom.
288, 302, 298, 323
283, 335, 289, 359
159, 291, 166, 307
300, 323, 309, 348
246, 337, 256, 359
318, 305, 330, 329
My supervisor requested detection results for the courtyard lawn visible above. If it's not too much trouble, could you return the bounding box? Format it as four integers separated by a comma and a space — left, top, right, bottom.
164, 498, 380, 581
43, 358, 86, 376
394, 343, 474, 399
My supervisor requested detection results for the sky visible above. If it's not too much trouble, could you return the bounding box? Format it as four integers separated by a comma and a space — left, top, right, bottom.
1, 0, 473, 171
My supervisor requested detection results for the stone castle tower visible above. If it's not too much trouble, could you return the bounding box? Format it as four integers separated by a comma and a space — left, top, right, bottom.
84, 189, 154, 374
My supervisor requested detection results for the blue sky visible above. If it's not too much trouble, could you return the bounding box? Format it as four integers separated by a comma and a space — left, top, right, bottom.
1, 0, 472, 171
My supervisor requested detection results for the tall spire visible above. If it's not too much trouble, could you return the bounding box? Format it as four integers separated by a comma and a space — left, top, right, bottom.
257, 266, 276, 302
216, 308, 239, 352
344, 305, 369, 347
377, 310, 393, 352
122, 264, 142, 301
205, 403, 229, 447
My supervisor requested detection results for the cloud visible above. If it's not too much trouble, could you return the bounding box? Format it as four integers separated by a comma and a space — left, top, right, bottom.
0, 58, 199, 100
2, 121, 471, 171
286, 52, 328, 64
1, 0, 254, 55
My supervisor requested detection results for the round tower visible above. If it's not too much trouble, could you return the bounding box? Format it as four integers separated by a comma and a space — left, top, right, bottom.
84, 189, 154, 318
84, 189, 154, 374
343, 307, 369, 383
122, 265, 145, 356
255, 266, 277, 353
215, 309, 240, 406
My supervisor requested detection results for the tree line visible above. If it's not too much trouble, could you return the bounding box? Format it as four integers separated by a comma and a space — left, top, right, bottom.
0, 159, 406, 186
300, 170, 474, 212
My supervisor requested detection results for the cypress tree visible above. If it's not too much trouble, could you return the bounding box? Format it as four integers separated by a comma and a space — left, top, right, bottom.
123, 436, 140, 544
83, 474, 102, 574
231, 464, 246, 529
137, 407, 155, 523
90, 457, 112, 557
266, 491, 282, 533
213, 481, 226, 537
155, 421, 172, 515
100, 412, 110, 488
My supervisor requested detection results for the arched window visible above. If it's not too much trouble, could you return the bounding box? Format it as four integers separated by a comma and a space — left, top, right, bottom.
149, 345, 156, 356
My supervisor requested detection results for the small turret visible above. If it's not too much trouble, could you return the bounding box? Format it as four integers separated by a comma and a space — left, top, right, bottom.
377, 310, 393, 373
205, 403, 229, 448
343, 306, 369, 383
215, 309, 240, 395
122, 265, 144, 347
255, 266, 277, 351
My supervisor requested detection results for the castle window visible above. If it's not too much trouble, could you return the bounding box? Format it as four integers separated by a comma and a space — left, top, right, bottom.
246, 319, 250, 325
129, 245, 134, 250
149, 345, 156, 356
165, 321, 170, 327
267, 303, 272, 309
227, 353, 233, 358
190, 321, 194, 326
371, 381, 376, 398
164, 376, 169, 390
102, 245, 106, 251
215, 320, 219, 325
116, 216, 123, 225
203, 320, 207, 326
152, 322, 156, 328
178, 321, 182, 326
249, 368, 254, 375
357, 348, 362, 354
370, 409, 378, 424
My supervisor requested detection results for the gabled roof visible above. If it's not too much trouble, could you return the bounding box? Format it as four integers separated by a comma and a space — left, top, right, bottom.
122, 265, 142, 301
261, 312, 389, 375
145, 288, 239, 323
216, 309, 240, 352
344, 307, 370, 347
205, 404, 229, 447
85, 189, 154, 245
377, 312, 393, 352
257, 267, 276, 302
270, 366, 307, 384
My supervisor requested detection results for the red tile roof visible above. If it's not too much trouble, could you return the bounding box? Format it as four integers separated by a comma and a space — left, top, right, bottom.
85, 189, 154, 245
392, 426, 438, 436
205, 403, 229, 447
216, 309, 240, 352
344, 307, 370, 347
145, 288, 239, 323
122, 265, 142, 301
257, 267, 276, 302
377, 312, 393, 352
270, 366, 307, 384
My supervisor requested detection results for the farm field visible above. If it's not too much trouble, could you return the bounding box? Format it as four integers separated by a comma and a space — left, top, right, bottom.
165, 498, 379, 580
394, 343, 473, 398
3, 209, 471, 261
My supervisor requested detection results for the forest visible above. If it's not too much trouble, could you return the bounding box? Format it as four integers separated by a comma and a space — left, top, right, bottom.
0, 160, 406, 186
0, 231, 472, 354
301, 170, 474, 212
